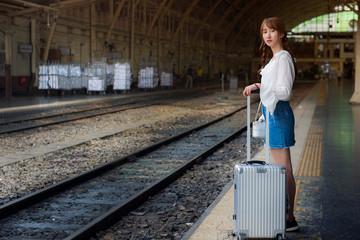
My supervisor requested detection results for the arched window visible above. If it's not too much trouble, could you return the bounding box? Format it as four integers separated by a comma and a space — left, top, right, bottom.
292, 11, 358, 33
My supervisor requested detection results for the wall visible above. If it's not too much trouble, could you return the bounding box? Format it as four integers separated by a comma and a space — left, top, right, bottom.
0, 0, 251, 94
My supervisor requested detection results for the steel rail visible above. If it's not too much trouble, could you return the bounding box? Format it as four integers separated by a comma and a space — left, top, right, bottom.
0, 100, 140, 125
0, 102, 151, 134
0, 87, 219, 134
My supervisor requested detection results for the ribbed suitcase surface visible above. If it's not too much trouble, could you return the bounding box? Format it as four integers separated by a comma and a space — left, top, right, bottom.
233, 163, 286, 239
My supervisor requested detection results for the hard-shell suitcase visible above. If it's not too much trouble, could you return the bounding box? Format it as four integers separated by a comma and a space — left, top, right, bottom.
233, 95, 286, 240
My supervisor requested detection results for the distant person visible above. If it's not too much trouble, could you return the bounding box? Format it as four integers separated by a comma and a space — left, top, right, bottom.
243, 17, 298, 232
185, 65, 195, 88
172, 64, 178, 86
197, 66, 203, 84
182, 65, 188, 86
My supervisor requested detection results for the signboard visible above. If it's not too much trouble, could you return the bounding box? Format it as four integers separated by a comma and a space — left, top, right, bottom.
60, 47, 71, 55
105, 52, 122, 59
18, 44, 33, 53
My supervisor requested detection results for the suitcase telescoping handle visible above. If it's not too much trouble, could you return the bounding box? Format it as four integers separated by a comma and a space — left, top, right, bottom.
246, 160, 266, 165
247, 92, 270, 163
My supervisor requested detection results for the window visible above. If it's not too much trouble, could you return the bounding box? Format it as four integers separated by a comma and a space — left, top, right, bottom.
292, 11, 358, 33
344, 43, 354, 52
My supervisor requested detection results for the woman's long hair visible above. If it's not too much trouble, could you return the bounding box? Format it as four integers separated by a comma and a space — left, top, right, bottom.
257, 17, 296, 81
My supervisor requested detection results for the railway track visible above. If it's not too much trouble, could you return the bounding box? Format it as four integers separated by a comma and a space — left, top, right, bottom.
0, 100, 152, 134
0, 88, 216, 135
0, 100, 258, 240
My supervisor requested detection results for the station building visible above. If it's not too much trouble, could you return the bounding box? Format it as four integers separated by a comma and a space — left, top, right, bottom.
0, 0, 359, 102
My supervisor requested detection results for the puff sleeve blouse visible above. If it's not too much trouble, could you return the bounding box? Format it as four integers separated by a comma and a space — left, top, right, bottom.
260, 50, 295, 114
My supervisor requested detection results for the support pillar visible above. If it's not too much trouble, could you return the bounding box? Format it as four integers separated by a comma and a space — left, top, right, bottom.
130, 0, 135, 76
43, 12, 58, 61
5, 22, 11, 98
29, 17, 37, 91
5, 64, 11, 98
157, 17, 161, 78
179, 27, 183, 78
109, 0, 114, 21
90, 3, 96, 62
350, 17, 360, 104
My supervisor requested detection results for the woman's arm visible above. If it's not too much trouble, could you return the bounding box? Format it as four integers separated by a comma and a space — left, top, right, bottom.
275, 55, 295, 100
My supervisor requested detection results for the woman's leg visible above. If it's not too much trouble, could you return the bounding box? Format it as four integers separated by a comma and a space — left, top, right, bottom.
270, 148, 296, 221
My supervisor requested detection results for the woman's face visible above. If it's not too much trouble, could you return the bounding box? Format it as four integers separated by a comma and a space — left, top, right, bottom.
262, 24, 283, 49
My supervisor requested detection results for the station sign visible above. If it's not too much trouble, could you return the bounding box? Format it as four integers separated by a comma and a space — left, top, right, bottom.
60, 47, 71, 55
18, 44, 33, 54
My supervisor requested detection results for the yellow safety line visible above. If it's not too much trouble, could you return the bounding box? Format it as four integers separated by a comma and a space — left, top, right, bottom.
303, 142, 311, 176
296, 122, 323, 177
318, 143, 322, 176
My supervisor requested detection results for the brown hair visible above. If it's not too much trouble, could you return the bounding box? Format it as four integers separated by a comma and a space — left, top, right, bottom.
257, 17, 296, 81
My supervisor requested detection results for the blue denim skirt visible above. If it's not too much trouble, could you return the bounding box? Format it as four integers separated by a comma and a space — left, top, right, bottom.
262, 101, 295, 148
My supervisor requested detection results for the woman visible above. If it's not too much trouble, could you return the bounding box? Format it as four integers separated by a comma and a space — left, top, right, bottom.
242, 17, 299, 232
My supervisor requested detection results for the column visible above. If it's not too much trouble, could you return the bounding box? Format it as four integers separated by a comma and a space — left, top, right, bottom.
5, 18, 11, 98
30, 17, 37, 91
90, 3, 96, 62
130, 0, 135, 74
350, 17, 360, 104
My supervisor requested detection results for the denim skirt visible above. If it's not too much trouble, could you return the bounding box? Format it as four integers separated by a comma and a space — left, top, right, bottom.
262, 101, 295, 148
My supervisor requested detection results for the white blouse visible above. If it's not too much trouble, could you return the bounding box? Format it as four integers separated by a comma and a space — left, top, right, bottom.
260, 50, 295, 114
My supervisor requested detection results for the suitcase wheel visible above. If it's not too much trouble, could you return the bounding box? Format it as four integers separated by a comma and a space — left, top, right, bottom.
276, 234, 285, 240
232, 229, 241, 240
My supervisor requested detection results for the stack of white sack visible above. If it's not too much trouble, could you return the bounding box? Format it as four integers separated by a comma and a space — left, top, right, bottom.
113, 62, 132, 90
44, 64, 66, 90
70, 64, 82, 89
57, 64, 71, 90
138, 67, 158, 88
106, 64, 114, 87
160, 72, 173, 86
88, 63, 106, 91
38, 64, 49, 89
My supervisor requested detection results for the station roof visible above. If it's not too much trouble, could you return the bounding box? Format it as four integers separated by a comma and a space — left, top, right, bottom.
0, 0, 358, 49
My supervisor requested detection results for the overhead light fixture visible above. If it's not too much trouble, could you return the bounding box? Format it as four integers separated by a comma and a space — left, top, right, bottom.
47, 10, 51, 29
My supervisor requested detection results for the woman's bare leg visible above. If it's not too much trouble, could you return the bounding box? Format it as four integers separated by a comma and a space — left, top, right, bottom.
270, 148, 296, 221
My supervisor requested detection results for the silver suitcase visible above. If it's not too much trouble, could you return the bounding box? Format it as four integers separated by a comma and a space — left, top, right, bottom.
233, 95, 286, 240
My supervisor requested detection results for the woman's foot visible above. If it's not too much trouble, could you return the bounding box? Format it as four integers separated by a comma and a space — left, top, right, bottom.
286, 218, 299, 232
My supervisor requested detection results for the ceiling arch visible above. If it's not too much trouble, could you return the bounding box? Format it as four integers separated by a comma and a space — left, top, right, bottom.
0, 0, 358, 54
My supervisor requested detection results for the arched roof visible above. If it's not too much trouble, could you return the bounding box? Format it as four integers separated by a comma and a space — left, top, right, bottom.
0, 0, 358, 52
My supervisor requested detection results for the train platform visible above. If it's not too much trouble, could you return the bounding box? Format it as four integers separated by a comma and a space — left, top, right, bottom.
0, 94, 116, 112
0, 84, 213, 114
183, 78, 360, 240
0, 89, 174, 114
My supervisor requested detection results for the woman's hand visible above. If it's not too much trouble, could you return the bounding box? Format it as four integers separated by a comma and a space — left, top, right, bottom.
242, 84, 258, 97
258, 114, 265, 122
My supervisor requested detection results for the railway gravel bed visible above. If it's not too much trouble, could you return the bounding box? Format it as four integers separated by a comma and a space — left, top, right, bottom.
0, 90, 234, 157
0, 89, 209, 135
0, 105, 250, 239
0, 82, 314, 239
0, 91, 248, 205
